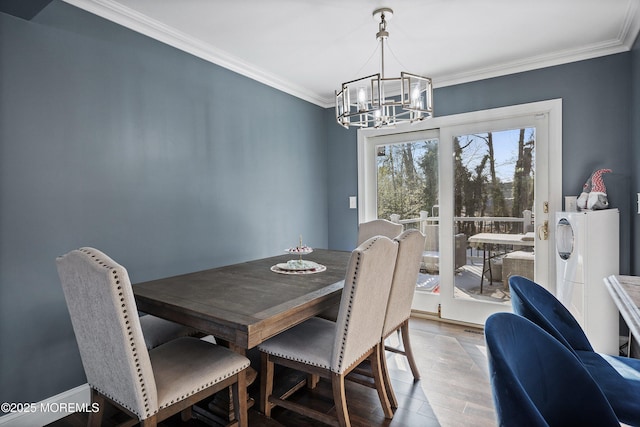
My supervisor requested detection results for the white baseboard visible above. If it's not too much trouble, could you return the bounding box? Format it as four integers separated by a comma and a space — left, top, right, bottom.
0, 384, 90, 427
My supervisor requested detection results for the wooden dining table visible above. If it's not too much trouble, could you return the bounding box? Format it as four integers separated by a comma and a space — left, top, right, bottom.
133, 249, 351, 353
133, 249, 351, 422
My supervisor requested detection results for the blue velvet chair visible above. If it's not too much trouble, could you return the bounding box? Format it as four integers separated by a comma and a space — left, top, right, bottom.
485, 312, 619, 427
509, 275, 640, 426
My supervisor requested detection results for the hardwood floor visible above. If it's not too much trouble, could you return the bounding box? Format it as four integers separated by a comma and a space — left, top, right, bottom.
47, 318, 496, 427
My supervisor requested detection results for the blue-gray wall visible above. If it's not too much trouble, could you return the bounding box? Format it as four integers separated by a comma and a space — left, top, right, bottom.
1, 0, 638, 409
0, 2, 327, 405
326, 109, 359, 250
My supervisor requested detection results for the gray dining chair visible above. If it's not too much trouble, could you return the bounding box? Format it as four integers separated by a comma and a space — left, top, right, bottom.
318, 218, 403, 323
346, 229, 425, 409
380, 229, 426, 404
357, 218, 403, 246
56, 247, 250, 427
259, 236, 399, 427
139, 314, 201, 350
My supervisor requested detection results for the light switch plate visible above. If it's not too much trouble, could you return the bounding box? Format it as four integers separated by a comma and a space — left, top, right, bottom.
349, 196, 357, 209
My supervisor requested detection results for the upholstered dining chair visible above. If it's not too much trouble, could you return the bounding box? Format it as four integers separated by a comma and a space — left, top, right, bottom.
378, 228, 425, 404
259, 236, 399, 427
318, 218, 403, 323
347, 229, 426, 409
509, 275, 640, 426
56, 247, 250, 427
485, 312, 620, 427
139, 314, 200, 350
357, 218, 403, 246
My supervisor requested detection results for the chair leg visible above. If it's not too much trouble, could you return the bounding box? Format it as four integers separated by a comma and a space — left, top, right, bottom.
307, 373, 320, 389
260, 352, 275, 417
140, 415, 157, 427
180, 406, 192, 422
331, 373, 351, 427
371, 344, 394, 419
401, 321, 421, 380
88, 389, 105, 427
379, 339, 398, 410
233, 371, 248, 427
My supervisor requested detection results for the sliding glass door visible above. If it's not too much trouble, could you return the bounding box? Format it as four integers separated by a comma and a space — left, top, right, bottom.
358, 100, 562, 325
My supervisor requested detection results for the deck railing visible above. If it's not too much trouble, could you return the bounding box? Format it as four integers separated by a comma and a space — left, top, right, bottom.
390, 210, 533, 236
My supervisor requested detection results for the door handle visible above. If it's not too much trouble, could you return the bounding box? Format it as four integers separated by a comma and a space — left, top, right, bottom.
537, 220, 549, 241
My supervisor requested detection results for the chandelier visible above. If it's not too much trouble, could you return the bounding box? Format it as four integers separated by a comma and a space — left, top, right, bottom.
335, 8, 433, 129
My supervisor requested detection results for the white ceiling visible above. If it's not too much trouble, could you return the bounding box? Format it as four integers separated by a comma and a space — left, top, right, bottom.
64, 0, 640, 108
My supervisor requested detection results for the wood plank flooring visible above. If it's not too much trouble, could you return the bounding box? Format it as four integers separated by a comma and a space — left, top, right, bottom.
47, 318, 496, 427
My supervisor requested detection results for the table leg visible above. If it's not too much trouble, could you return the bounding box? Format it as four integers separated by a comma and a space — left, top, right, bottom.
202, 342, 256, 423
480, 243, 492, 294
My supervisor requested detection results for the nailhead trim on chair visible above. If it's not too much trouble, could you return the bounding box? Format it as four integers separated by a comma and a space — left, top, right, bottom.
79, 248, 155, 420
335, 252, 373, 373
156, 362, 249, 410
335, 236, 383, 374
335, 251, 359, 373
388, 228, 410, 336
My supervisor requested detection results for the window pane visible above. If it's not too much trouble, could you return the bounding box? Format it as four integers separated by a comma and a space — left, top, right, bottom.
454, 128, 536, 302
376, 138, 440, 294
376, 139, 439, 221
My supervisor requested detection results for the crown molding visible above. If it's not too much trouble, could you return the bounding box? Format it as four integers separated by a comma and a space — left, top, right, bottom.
433, 37, 632, 90
434, 0, 639, 90
63, 0, 640, 109
62, 0, 329, 107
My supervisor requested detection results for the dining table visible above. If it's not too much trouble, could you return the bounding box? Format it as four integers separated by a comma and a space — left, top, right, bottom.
133, 248, 351, 422
133, 248, 351, 353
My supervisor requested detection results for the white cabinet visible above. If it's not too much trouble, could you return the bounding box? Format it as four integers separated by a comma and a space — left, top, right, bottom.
555, 209, 619, 354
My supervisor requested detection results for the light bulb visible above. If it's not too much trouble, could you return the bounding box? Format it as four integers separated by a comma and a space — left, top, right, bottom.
410, 83, 421, 108
357, 87, 367, 112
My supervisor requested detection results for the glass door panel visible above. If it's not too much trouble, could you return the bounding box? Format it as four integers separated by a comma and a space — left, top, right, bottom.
438, 109, 556, 325
452, 128, 536, 305
374, 133, 440, 314
358, 99, 562, 325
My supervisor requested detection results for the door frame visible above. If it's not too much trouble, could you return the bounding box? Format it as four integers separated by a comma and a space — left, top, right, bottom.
357, 99, 562, 324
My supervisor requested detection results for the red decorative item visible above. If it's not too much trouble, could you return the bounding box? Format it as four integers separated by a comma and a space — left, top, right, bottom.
577, 169, 611, 210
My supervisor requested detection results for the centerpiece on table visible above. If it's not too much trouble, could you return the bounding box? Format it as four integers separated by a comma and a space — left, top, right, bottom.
270, 235, 326, 274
